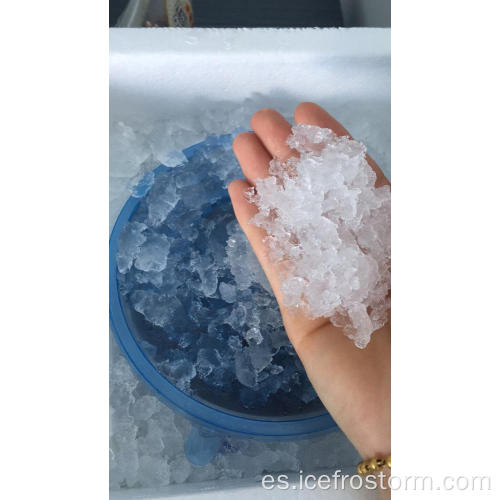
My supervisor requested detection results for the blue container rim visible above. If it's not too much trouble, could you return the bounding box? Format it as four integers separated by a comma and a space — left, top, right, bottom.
109, 138, 336, 439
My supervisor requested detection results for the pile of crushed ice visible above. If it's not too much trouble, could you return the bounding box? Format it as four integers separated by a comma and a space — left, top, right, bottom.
248, 124, 390, 348
110, 340, 359, 488
110, 100, 390, 489
116, 134, 318, 411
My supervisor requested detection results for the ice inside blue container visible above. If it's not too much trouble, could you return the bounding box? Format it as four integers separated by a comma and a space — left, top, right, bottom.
109, 135, 336, 448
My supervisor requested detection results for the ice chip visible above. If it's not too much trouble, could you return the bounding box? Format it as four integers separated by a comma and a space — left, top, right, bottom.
243, 327, 263, 345
219, 282, 237, 303
130, 170, 155, 198
116, 222, 148, 273
195, 348, 221, 379
234, 350, 257, 388
162, 150, 187, 168
134, 233, 170, 272
161, 358, 196, 392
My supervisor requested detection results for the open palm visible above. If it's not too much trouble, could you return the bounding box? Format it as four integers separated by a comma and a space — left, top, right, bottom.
228, 102, 390, 460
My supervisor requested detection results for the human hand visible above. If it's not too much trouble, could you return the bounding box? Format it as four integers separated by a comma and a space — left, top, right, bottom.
228, 102, 390, 461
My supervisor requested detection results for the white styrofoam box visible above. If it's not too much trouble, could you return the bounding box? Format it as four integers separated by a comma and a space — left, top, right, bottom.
110, 28, 390, 166
110, 27, 390, 226
110, 27, 389, 499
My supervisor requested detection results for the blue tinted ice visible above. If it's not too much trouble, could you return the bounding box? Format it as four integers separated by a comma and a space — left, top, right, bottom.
116, 222, 148, 273
116, 135, 318, 412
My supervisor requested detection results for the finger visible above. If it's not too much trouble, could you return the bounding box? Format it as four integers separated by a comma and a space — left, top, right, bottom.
232, 131, 272, 186
294, 102, 390, 188
294, 102, 351, 136
250, 108, 296, 163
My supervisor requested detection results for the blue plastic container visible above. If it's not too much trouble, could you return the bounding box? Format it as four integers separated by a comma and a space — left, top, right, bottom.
109, 137, 336, 463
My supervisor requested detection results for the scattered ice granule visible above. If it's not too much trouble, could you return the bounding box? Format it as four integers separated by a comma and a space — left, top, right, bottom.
248, 340, 273, 372
191, 253, 219, 297
110, 356, 139, 412
130, 290, 184, 329
134, 233, 170, 273
227, 335, 242, 351
134, 269, 164, 289
137, 421, 165, 456
218, 282, 237, 303
169, 455, 192, 484
146, 172, 180, 227
248, 124, 391, 348
127, 155, 159, 198
195, 348, 221, 378
160, 357, 197, 393
129, 170, 155, 198
130, 395, 159, 421
234, 350, 258, 388
162, 150, 187, 168
225, 219, 272, 294
116, 222, 148, 274
137, 455, 171, 487
109, 355, 141, 488
109, 121, 151, 180
243, 327, 263, 345
225, 303, 247, 330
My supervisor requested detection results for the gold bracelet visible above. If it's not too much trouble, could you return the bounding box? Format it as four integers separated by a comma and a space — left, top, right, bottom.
357, 455, 391, 475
